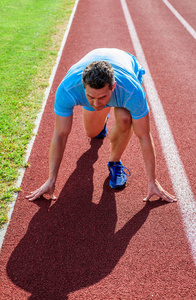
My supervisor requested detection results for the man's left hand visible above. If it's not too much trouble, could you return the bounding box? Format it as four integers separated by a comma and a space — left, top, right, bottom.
143, 180, 177, 203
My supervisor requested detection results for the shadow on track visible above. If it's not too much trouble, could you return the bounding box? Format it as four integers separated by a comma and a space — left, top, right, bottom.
6, 139, 168, 299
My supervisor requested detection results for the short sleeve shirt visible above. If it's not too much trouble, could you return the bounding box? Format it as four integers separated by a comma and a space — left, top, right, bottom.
54, 48, 149, 119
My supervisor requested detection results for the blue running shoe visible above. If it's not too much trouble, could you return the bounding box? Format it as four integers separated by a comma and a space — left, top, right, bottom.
107, 161, 131, 189
95, 113, 109, 139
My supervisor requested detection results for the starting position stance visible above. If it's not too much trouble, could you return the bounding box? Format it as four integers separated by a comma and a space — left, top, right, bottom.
27, 48, 177, 202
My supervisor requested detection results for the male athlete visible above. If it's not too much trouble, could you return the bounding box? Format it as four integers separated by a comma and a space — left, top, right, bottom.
27, 48, 177, 202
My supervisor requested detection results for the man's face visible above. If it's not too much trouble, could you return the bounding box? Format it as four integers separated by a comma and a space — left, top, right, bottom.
85, 83, 116, 111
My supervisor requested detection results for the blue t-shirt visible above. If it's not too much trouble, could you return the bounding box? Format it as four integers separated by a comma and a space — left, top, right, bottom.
54, 48, 149, 119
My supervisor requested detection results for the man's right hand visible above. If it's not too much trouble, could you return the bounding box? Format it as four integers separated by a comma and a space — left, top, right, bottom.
26, 114, 73, 202
26, 179, 56, 201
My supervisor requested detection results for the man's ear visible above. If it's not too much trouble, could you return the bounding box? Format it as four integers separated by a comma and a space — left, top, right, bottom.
112, 81, 116, 91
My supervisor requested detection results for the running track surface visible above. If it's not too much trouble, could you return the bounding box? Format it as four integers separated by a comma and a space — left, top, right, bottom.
1, 0, 196, 299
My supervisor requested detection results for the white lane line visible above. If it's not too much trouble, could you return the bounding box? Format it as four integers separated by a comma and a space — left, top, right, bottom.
0, 0, 80, 249
120, 0, 196, 265
162, 0, 196, 40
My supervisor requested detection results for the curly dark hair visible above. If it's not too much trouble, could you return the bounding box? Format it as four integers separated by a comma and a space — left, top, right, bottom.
82, 61, 115, 90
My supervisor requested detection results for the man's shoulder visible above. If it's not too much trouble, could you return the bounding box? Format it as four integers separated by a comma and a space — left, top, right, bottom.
115, 72, 139, 91
62, 69, 83, 92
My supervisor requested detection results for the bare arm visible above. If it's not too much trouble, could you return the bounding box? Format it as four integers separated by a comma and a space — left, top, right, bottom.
26, 114, 73, 201
132, 113, 177, 202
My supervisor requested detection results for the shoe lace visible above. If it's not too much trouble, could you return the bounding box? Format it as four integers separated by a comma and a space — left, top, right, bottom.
114, 165, 131, 177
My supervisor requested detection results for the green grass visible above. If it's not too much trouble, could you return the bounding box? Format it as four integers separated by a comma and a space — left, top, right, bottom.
0, 0, 75, 227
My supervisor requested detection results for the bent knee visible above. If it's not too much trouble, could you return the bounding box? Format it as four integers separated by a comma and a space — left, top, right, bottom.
85, 130, 97, 138
85, 127, 102, 138
115, 108, 132, 131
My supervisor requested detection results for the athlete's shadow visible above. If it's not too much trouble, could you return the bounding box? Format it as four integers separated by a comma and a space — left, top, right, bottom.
7, 139, 167, 299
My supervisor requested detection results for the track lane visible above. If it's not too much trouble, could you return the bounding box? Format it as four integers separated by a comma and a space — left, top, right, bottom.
162, 0, 196, 39
121, 0, 196, 264
168, 0, 196, 30
0, 0, 196, 299
125, 0, 196, 197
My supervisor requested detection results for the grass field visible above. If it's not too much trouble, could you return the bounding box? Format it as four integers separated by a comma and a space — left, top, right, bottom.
0, 0, 75, 227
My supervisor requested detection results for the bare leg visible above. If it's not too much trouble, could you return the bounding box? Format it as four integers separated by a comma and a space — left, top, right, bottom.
82, 107, 111, 138
109, 108, 133, 162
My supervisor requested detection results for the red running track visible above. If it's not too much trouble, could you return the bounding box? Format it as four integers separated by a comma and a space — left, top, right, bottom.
0, 0, 196, 299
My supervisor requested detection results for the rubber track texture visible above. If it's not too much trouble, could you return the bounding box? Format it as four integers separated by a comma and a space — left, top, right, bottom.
0, 0, 196, 299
